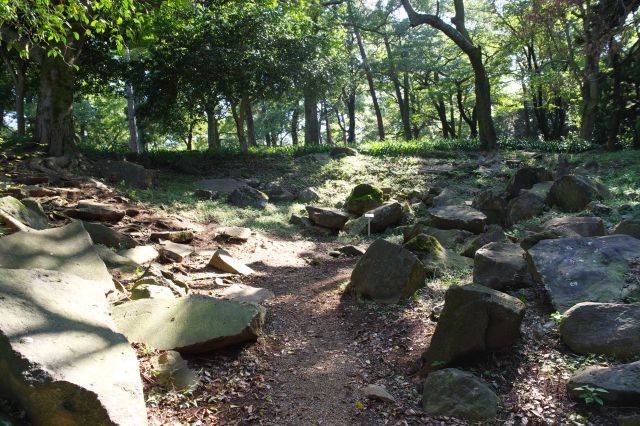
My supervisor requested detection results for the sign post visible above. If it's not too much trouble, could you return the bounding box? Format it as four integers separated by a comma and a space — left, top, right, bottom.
364, 213, 375, 237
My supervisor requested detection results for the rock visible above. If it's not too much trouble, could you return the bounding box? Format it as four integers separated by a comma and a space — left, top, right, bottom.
344, 184, 384, 215
228, 185, 269, 209
342, 215, 369, 235
81, 221, 137, 250
403, 225, 473, 253
263, 182, 295, 202
66, 200, 125, 222
160, 241, 194, 263
543, 216, 605, 237
420, 284, 525, 373
612, 219, 640, 240
195, 178, 246, 194
527, 235, 640, 312
297, 187, 320, 202
194, 189, 218, 200
0, 269, 146, 425
525, 181, 553, 201
422, 369, 499, 422
216, 226, 252, 241
133, 275, 187, 297
472, 189, 507, 225
365, 202, 404, 233
306, 206, 349, 230
429, 205, 487, 234
289, 214, 334, 237
208, 249, 254, 275
349, 239, 426, 304
330, 147, 357, 157
404, 234, 472, 276
506, 191, 545, 226
151, 351, 199, 391
112, 296, 265, 353
337, 245, 365, 256
587, 201, 612, 215
506, 167, 553, 199
560, 302, 640, 357
583, 159, 600, 171
549, 175, 611, 212
215, 284, 274, 304
97, 159, 155, 188
461, 225, 507, 258
94, 244, 140, 273
131, 283, 176, 300
421, 163, 455, 175
362, 385, 395, 403
432, 186, 474, 207
618, 414, 640, 426
119, 245, 159, 265
0, 222, 114, 294
150, 231, 194, 243
473, 242, 532, 290
0, 195, 49, 230
567, 361, 640, 406
519, 229, 565, 250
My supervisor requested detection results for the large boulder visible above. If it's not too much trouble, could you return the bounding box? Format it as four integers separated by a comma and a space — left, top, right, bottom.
0, 222, 114, 294
612, 219, 640, 240
0, 269, 146, 425
420, 284, 525, 374
560, 303, 640, 357
461, 225, 507, 258
81, 221, 137, 250
472, 189, 507, 226
344, 184, 384, 216
473, 242, 532, 290
297, 187, 320, 203
527, 235, 640, 312
403, 225, 473, 253
549, 175, 610, 212
96, 159, 155, 188
422, 369, 499, 422
263, 182, 295, 202
506, 167, 553, 199
112, 296, 265, 353
306, 206, 349, 230
428, 205, 487, 234
228, 185, 269, 209
404, 234, 472, 276
348, 239, 426, 304
543, 216, 605, 237
365, 202, 404, 233
567, 361, 640, 406
0, 196, 49, 231
506, 191, 545, 226
432, 186, 475, 207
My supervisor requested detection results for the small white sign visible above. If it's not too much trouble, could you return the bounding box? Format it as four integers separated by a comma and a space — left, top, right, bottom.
364, 213, 375, 218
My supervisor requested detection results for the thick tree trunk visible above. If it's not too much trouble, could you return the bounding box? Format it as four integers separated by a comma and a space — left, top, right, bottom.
606, 52, 623, 150
342, 87, 356, 144
246, 102, 257, 147
355, 29, 385, 141
384, 35, 412, 141
304, 87, 320, 145
205, 105, 220, 149
291, 107, 299, 145
37, 52, 78, 157
231, 98, 248, 153
580, 51, 601, 141
470, 51, 497, 149
323, 101, 333, 145
186, 122, 193, 151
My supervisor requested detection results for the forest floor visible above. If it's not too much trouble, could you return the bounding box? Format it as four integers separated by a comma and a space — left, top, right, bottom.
2, 144, 640, 425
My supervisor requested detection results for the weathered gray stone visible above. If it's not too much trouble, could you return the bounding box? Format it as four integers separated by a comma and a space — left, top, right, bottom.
297, 187, 320, 203
524, 181, 553, 201
215, 284, 274, 304
404, 234, 472, 277
506, 191, 545, 226
472, 189, 507, 225
403, 225, 473, 253
461, 225, 507, 258
150, 351, 199, 391
362, 385, 395, 403
306, 206, 349, 230
560, 303, 640, 358
337, 245, 365, 256
131, 284, 176, 300
0, 196, 49, 230
195, 178, 246, 194
216, 226, 252, 241
344, 184, 384, 216
473, 242, 532, 290
568, 361, 640, 406
0, 269, 146, 425
228, 186, 269, 209
432, 186, 474, 207
0, 222, 114, 294
527, 235, 640, 312
506, 167, 553, 199
612, 219, 640, 240
81, 221, 137, 250
429, 205, 487, 234
263, 182, 295, 202
94, 245, 140, 273
150, 230, 194, 243
112, 296, 265, 353
549, 175, 611, 212
66, 201, 125, 222
421, 284, 525, 374
208, 249, 254, 276
330, 147, 357, 157
160, 241, 194, 263
289, 214, 334, 236
97, 159, 155, 188
349, 239, 426, 304
365, 202, 404, 233
422, 369, 499, 422
119, 245, 160, 265
543, 216, 605, 237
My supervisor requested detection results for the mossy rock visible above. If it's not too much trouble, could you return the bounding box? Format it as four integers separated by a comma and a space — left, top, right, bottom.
404, 234, 445, 257
344, 184, 384, 216
404, 234, 472, 276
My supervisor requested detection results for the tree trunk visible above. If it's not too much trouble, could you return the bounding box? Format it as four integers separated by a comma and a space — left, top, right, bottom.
323, 101, 333, 145
384, 35, 411, 141
355, 29, 385, 141
186, 122, 193, 151
580, 50, 601, 141
469, 51, 497, 149
304, 87, 320, 145
246, 102, 257, 147
606, 51, 623, 150
15, 66, 26, 138
205, 105, 220, 149
291, 107, 299, 145
37, 52, 78, 157
126, 81, 139, 153
231, 98, 248, 153
343, 87, 356, 144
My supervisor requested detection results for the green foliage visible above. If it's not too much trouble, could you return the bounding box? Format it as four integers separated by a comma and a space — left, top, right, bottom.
573, 385, 608, 406
549, 311, 564, 325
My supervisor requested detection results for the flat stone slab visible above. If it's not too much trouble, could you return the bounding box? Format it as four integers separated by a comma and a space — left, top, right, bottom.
429, 205, 487, 234
112, 296, 265, 353
81, 221, 138, 250
94, 245, 140, 273
160, 241, 194, 263
215, 284, 275, 304
208, 250, 255, 276
527, 235, 640, 312
196, 178, 246, 194
543, 216, 605, 237
568, 361, 640, 406
216, 226, 252, 241
66, 201, 125, 222
0, 222, 114, 294
119, 245, 160, 265
0, 195, 49, 231
306, 206, 349, 230
0, 269, 146, 425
